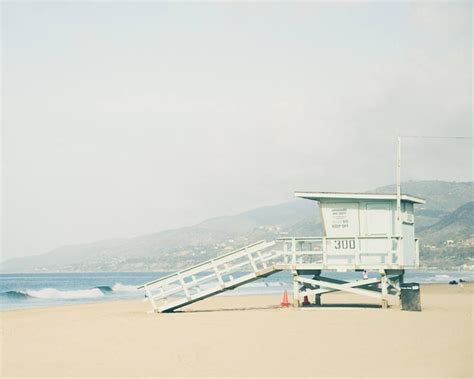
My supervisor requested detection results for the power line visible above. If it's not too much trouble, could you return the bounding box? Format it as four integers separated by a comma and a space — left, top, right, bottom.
400, 135, 473, 140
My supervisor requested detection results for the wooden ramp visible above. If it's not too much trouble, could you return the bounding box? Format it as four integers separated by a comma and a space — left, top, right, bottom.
138, 240, 281, 313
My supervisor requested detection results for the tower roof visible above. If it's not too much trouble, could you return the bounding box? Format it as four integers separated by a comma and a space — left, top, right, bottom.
294, 191, 425, 204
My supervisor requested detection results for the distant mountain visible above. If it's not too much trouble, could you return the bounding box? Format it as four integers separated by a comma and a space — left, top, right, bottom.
419, 201, 474, 241
0, 200, 321, 272
1, 180, 472, 272
418, 202, 474, 270
372, 180, 473, 230
0, 239, 127, 272
373, 180, 473, 211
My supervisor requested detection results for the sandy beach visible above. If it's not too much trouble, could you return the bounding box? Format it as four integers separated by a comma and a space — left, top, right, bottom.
1, 283, 472, 378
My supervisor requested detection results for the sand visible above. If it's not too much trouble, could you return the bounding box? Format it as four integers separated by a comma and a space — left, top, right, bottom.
1, 284, 472, 378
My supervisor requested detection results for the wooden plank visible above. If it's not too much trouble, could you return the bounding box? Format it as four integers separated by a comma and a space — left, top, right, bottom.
299, 277, 381, 297
147, 243, 278, 299
138, 240, 273, 288
296, 277, 391, 300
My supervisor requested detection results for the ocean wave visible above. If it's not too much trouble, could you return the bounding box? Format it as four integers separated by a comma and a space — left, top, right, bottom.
0, 290, 31, 300
0, 282, 140, 302
94, 283, 139, 293
111, 283, 139, 292
95, 285, 113, 293
26, 288, 105, 299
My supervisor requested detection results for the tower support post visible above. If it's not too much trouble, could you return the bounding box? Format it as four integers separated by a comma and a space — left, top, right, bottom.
381, 271, 389, 309
292, 271, 300, 308
386, 269, 405, 308
314, 293, 321, 306
314, 273, 321, 306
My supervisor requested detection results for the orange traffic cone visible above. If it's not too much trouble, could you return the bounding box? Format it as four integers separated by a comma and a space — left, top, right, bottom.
280, 290, 290, 308
302, 295, 310, 306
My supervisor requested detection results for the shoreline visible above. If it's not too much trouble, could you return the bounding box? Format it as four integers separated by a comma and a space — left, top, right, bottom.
1, 282, 471, 313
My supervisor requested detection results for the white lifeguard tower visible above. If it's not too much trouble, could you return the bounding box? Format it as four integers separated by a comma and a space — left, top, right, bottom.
278, 191, 424, 308
138, 190, 425, 312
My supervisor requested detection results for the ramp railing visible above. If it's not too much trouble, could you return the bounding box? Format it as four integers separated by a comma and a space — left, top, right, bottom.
138, 240, 281, 313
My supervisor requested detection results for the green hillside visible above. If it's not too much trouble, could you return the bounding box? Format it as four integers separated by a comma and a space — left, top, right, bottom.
373, 180, 473, 231
419, 202, 474, 241
419, 202, 474, 269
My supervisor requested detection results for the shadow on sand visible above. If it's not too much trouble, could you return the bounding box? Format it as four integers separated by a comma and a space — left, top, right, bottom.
310, 303, 382, 309
173, 305, 280, 313
172, 303, 381, 313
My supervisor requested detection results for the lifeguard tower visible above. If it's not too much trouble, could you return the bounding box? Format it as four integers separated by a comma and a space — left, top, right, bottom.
278, 191, 424, 308
138, 191, 425, 312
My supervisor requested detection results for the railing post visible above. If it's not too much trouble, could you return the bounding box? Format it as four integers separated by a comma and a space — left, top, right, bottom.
415, 238, 420, 267
355, 237, 360, 267
291, 237, 296, 268
246, 248, 258, 273
257, 251, 267, 269
191, 275, 201, 293
398, 237, 404, 267
177, 272, 191, 300
211, 260, 225, 288
387, 237, 393, 267
224, 263, 234, 281
322, 237, 327, 267
144, 285, 158, 312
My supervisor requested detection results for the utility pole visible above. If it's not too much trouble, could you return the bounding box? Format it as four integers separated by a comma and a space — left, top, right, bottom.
396, 136, 402, 236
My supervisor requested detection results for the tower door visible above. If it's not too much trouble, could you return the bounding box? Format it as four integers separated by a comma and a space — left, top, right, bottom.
366, 203, 391, 236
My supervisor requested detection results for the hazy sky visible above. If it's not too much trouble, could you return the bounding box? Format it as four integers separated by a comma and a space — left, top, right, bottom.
2, 2, 472, 261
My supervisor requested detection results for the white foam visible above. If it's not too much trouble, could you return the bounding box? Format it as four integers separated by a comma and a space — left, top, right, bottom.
241, 281, 285, 288
26, 288, 104, 299
112, 283, 139, 292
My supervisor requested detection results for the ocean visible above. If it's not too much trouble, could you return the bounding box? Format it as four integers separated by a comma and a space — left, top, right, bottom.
1, 270, 472, 311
